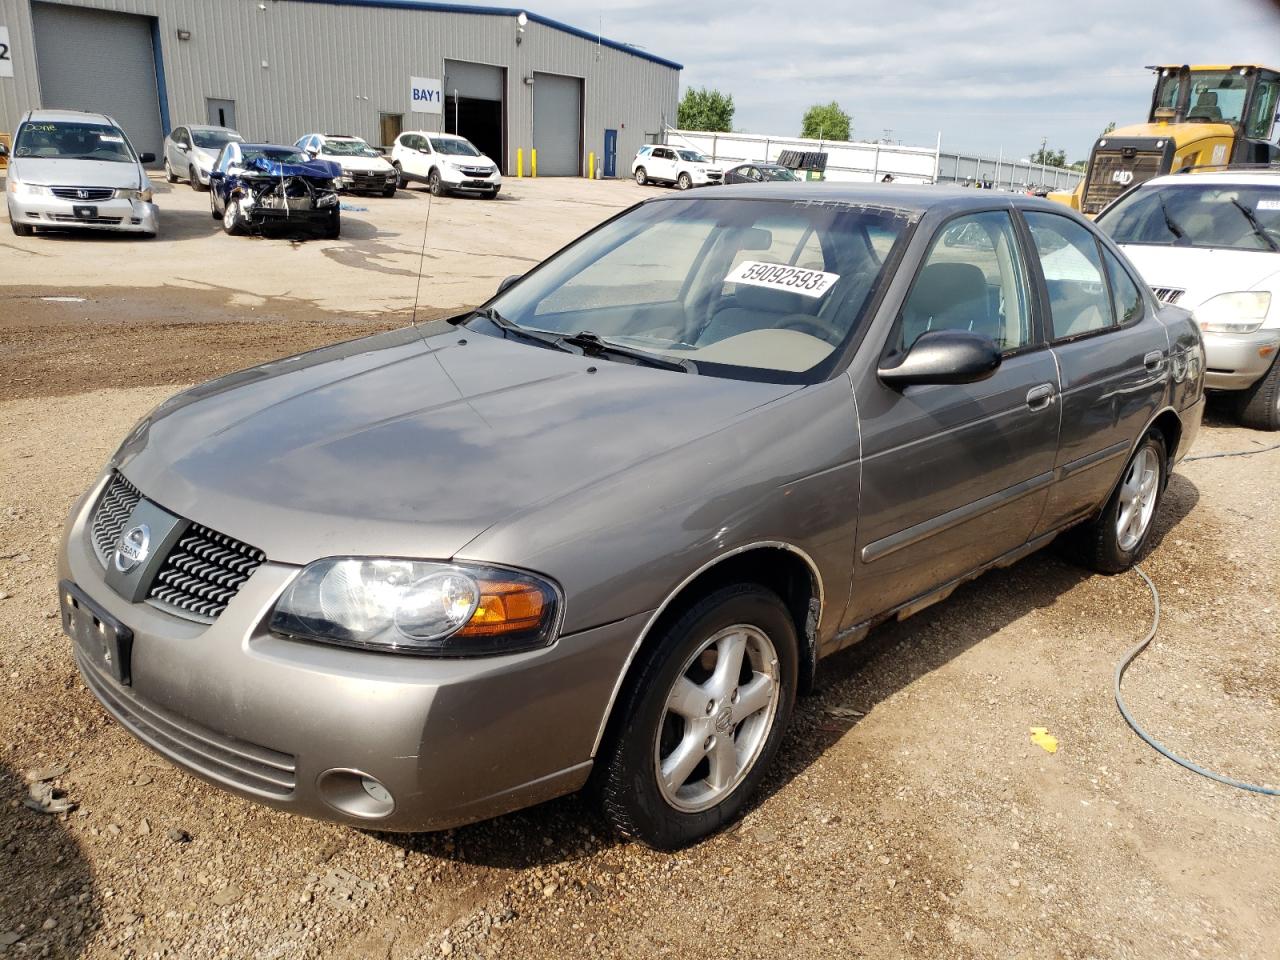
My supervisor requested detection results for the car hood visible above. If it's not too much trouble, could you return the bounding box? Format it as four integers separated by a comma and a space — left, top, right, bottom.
1119, 243, 1280, 315
13, 157, 143, 189
116, 324, 799, 566
328, 155, 393, 173
190, 147, 219, 168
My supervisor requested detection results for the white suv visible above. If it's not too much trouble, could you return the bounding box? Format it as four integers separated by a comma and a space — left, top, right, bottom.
390, 132, 501, 198
1097, 171, 1280, 430
295, 133, 397, 196
632, 145, 723, 190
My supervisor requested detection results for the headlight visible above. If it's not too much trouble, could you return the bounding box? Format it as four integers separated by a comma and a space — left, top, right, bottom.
8, 180, 51, 196
115, 187, 153, 202
269, 558, 559, 657
1196, 291, 1271, 333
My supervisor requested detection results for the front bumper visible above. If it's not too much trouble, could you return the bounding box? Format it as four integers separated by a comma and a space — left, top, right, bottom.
439, 167, 501, 193
7, 193, 158, 233
58, 476, 643, 831
1202, 329, 1280, 390
337, 171, 397, 193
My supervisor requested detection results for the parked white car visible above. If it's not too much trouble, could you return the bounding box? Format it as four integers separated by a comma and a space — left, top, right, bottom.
163, 124, 243, 191
1098, 171, 1280, 430
295, 133, 398, 196
3, 109, 158, 238
632, 145, 723, 189
390, 132, 501, 198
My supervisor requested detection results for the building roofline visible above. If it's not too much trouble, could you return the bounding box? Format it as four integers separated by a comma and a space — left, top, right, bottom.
294, 0, 683, 70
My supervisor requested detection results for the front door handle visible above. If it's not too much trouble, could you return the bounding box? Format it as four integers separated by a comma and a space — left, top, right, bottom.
1144, 350, 1165, 370
1026, 383, 1056, 411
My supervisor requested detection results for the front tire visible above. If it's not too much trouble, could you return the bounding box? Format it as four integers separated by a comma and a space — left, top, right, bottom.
382, 184, 397, 198
634, 167, 648, 186
210, 190, 222, 221
677, 172, 693, 190
1071, 431, 1167, 573
594, 584, 798, 850
1235, 355, 1280, 431
222, 198, 246, 236
321, 208, 341, 240
428, 169, 444, 197
10, 217, 34, 237
190, 166, 208, 192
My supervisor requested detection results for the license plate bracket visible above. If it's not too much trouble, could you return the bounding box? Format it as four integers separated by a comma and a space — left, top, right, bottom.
73, 205, 98, 219
59, 579, 133, 685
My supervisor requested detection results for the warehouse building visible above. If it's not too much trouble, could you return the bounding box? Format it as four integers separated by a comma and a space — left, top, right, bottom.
0, 0, 682, 176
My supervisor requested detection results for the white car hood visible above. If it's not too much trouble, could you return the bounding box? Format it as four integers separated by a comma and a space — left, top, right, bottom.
12, 157, 143, 190
1119, 244, 1280, 316
190, 147, 219, 169
327, 155, 393, 173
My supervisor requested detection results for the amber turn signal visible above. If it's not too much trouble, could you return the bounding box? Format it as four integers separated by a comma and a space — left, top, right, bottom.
458, 580, 549, 636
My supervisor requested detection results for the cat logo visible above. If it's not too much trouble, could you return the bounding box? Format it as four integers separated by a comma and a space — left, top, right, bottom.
1111, 169, 1134, 186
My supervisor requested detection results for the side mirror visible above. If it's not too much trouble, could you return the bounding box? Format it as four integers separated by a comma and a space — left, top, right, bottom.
497, 274, 522, 295
0, 142, 8, 159
176, 143, 189, 153
138, 152, 156, 164
877, 329, 1001, 388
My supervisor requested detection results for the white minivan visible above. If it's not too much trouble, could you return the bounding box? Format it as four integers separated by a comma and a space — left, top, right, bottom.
390, 132, 501, 198
1097, 170, 1280, 430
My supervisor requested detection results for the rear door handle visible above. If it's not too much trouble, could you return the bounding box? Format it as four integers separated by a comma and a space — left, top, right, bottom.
1026, 383, 1056, 411
1144, 350, 1165, 370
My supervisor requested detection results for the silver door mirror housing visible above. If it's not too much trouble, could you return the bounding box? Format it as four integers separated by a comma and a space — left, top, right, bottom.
877, 329, 1002, 388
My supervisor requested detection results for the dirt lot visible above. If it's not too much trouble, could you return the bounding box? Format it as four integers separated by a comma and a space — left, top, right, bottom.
1, 177, 1278, 960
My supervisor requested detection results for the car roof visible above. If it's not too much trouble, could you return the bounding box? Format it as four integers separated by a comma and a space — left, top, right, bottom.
321, 134, 363, 140
185, 124, 238, 133
1138, 170, 1280, 188
647, 182, 1086, 217
237, 143, 301, 151
24, 108, 115, 125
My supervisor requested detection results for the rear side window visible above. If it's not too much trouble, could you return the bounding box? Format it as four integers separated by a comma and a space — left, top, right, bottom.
1025, 212, 1113, 340
1103, 249, 1144, 326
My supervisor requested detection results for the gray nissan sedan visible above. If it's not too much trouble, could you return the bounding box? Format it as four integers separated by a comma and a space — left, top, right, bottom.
58, 184, 1205, 849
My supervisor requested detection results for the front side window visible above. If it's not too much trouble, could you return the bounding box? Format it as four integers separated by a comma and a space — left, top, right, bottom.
1098, 182, 1280, 252
430, 137, 480, 156
484, 197, 913, 381
897, 211, 1031, 353
1246, 79, 1280, 139
1025, 212, 1114, 340
14, 121, 135, 162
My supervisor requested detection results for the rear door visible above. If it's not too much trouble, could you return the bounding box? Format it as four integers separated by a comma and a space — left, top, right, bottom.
650, 147, 677, 182
847, 208, 1061, 624
1021, 210, 1169, 532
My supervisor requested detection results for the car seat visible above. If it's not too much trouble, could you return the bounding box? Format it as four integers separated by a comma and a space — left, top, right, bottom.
1188, 91, 1223, 122
702, 282, 823, 343
899, 262, 990, 347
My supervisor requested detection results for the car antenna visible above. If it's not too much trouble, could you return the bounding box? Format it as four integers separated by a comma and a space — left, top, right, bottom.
409, 190, 434, 327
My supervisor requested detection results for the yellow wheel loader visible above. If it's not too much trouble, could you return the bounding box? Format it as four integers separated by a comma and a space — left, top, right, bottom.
1051, 64, 1280, 215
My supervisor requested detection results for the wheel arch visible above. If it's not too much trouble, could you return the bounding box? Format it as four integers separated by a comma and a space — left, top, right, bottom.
589, 541, 824, 758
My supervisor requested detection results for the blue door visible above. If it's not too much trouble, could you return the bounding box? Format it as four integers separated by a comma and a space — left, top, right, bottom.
603, 129, 617, 178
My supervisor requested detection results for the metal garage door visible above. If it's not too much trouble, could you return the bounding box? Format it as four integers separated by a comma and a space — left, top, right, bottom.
443, 59, 505, 173
533, 73, 582, 177
31, 2, 164, 163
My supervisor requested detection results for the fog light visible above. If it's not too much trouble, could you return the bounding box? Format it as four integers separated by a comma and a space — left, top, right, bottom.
361, 776, 392, 805
317, 768, 395, 819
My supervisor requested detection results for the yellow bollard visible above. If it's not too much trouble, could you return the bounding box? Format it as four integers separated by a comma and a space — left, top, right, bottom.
531, 149, 537, 178
588, 152, 595, 179
517, 148, 523, 178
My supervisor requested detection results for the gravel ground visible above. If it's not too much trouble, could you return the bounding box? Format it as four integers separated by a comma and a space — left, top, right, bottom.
1, 179, 1277, 960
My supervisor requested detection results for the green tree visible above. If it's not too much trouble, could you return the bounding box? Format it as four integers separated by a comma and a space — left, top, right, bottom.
676, 87, 734, 132
800, 101, 852, 141
1031, 146, 1067, 168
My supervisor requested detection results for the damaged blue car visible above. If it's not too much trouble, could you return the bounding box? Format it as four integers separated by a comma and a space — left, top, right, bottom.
208, 142, 342, 239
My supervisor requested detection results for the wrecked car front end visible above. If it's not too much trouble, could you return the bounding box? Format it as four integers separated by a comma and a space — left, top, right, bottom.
217, 153, 342, 236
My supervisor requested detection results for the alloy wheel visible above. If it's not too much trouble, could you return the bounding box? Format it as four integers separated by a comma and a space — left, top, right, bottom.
1116, 446, 1159, 551
653, 624, 780, 813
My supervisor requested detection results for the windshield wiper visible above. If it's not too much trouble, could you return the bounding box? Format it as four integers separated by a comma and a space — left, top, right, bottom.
1229, 198, 1280, 252
556, 331, 693, 373
1156, 193, 1188, 243
466, 307, 571, 352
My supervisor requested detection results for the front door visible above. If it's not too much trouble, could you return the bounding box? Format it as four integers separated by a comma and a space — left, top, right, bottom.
604, 129, 617, 178
206, 98, 236, 130
847, 209, 1061, 625
1021, 210, 1170, 533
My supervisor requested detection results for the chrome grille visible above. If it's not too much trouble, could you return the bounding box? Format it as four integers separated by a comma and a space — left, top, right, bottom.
1151, 287, 1185, 304
51, 187, 114, 202
89, 472, 141, 566
147, 523, 266, 622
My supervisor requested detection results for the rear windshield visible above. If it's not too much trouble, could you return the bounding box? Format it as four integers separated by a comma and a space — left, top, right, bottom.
486, 197, 914, 383
192, 129, 242, 149
14, 121, 135, 162
1098, 181, 1280, 252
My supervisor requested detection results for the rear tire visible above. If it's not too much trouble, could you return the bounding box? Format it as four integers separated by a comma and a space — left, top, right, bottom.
593, 583, 798, 850
164, 159, 178, 183
1070, 430, 1167, 574
1235, 355, 1280, 431
634, 167, 648, 186
393, 162, 407, 189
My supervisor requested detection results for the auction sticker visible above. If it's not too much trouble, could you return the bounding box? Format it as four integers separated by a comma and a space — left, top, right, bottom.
726, 260, 839, 298
1257, 199, 1280, 211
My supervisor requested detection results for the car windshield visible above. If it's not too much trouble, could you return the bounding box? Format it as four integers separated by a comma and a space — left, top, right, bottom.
678, 150, 709, 163
192, 129, 241, 149
322, 139, 380, 158
761, 166, 800, 181
241, 147, 309, 166
430, 137, 481, 157
13, 121, 135, 162
482, 197, 912, 382
1098, 181, 1280, 252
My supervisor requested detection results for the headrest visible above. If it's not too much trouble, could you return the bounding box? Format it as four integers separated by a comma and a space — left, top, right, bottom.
907, 261, 987, 316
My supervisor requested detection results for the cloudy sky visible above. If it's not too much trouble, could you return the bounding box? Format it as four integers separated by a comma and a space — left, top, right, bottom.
496, 0, 1280, 161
